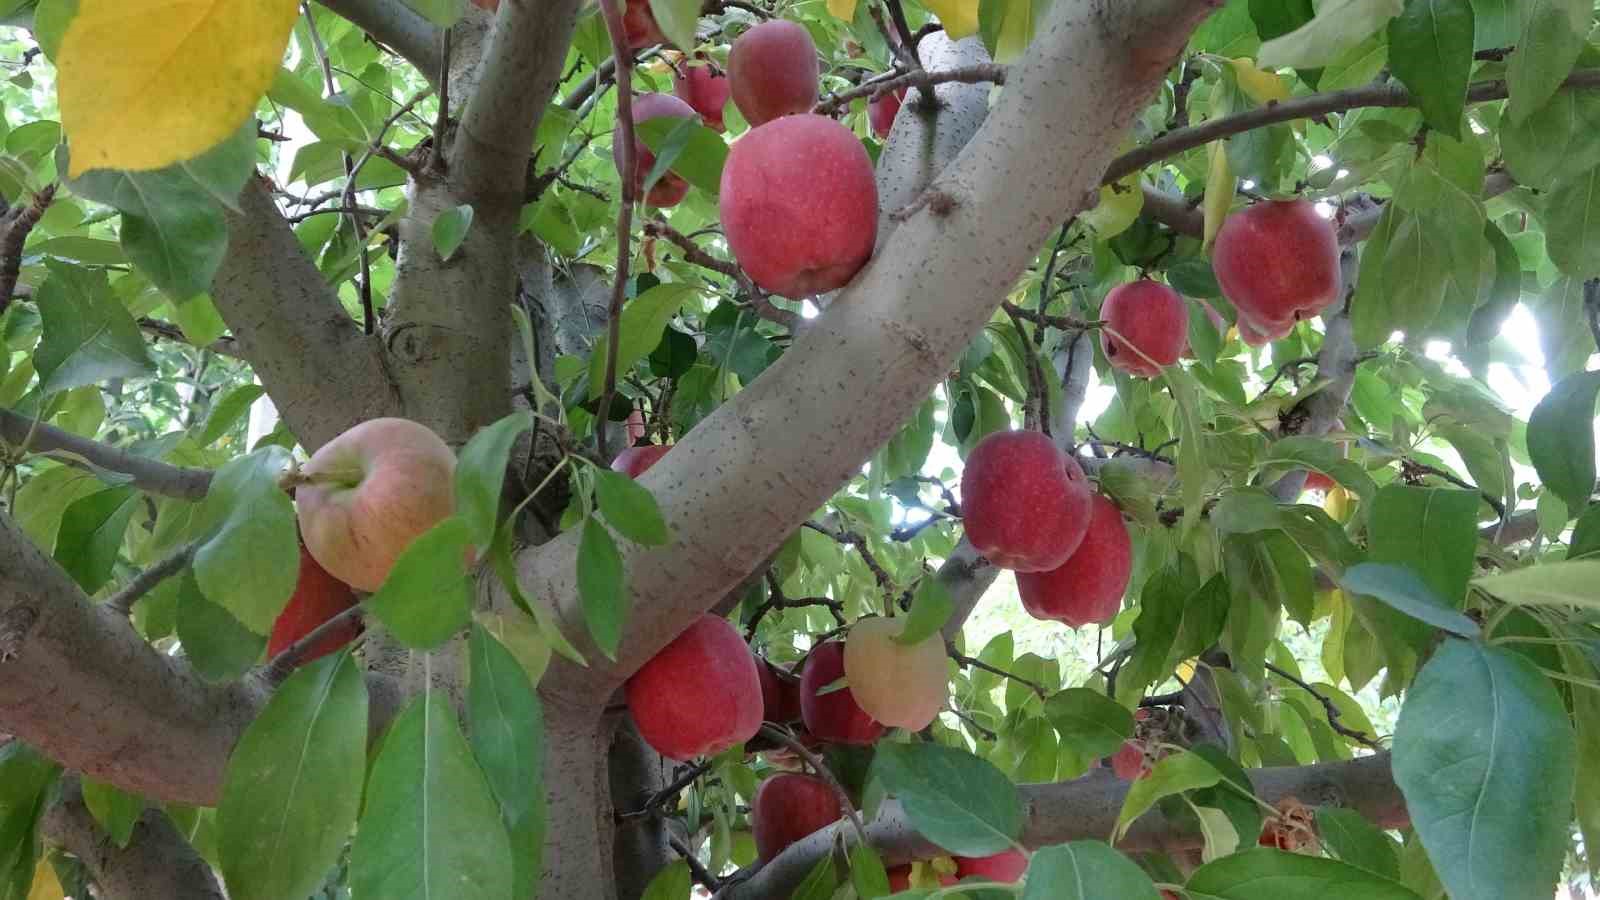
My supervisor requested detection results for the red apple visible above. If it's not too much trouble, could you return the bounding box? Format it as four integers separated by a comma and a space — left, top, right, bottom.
719, 114, 878, 298
960, 430, 1092, 572
1212, 199, 1340, 334
888, 865, 957, 890
757, 656, 803, 724
626, 614, 764, 761
611, 443, 673, 478
1100, 280, 1189, 377
799, 640, 886, 745
622, 0, 668, 49
265, 545, 362, 665
752, 772, 842, 861
614, 93, 698, 208
954, 850, 1028, 882
1016, 493, 1132, 627
673, 57, 732, 131
294, 418, 456, 592
1302, 470, 1335, 493
728, 20, 819, 126
843, 616, 948, 730
1110, 739, 1149, 781
1236, 312, 1292, 347
868, 86, 905, 139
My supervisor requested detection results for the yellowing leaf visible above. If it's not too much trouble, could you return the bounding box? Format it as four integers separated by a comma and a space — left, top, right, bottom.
827, 0, 858, 21
28, 862, 64, 900
1203, 141, 1235, 249
1176, 658, 1198, 682
1081, 178, 1144, 238
59, 0, 300, 175
923, 0, 979, 39
1226, 58, 1289, 105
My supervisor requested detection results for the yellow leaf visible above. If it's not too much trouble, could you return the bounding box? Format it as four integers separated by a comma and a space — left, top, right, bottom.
1175, 658, 1198, 683
1202, 141, 1236, 249
922, 0, 979, 40
827, 0, 858, 21
28, 862, 64, 900
1081, 177, 1144, 238
58, 0, 299, 175
1226, 58, 1289, 105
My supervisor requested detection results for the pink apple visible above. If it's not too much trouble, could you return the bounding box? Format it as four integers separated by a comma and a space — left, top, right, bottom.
728, 20, 820, 126
954, 849, 1028, 882
799, 640, 886, 745
960, 430, 1092, 572
1213, 199, 1341, 334
1100, 280, 1189, 377
674, 57, 732, 131
614, 93, 698, 208
869, 86, 905, 139
611, 443, 673, 478
1016, 493, 1132, 627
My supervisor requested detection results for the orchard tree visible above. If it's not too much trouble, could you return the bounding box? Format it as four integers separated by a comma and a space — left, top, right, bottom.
1, 0, 1600, 898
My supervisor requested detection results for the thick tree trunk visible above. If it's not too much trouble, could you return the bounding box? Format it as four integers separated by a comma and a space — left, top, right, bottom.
40, 779, 225, 900
542, 704, 619, 899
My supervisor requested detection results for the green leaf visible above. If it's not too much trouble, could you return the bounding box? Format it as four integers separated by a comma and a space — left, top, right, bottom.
1209, 489, 1284, 534
176, 569, 267, 682
1115, 751, 1221, 842
1570, 502, 1600, 559
979, 0, 1039, 64
365, 516, 475, 649
1257, 0, 1404, 68
592, 467, 671, 547
491, 520, 587, 666
850, 843, 892, 899
577, 515, 628, 660
1474, 560, 1600, 606
1022, 841, 1159, 899
896, 577, 954, 646
1501, 69, 1600, 189
192, 447, 299, 635
432, 204, 474, 263
1340, 563, 1480, 638
1264, 437, 1377, 502
1166, 369, 1207, 533
1366, 484, 1480, 641
1186, 848, 1421, 899
32, 260, 153, 394
1119, 562, 1188, 699
1316, 808, 1401, 881
1387, 0, 1474, 137
587, 282, 699, 390
79, 778, 143, 849
455, 411, 534, 550
217, 652, 368, 900
1044, 689, 1134, 759
350, 692, 514, 900
1351, 205, 1403, 348
0, 743, 58, 884
871, 742, 1022, 856
647, 0, 698, 51
1504, 0, 1590, 122
1544, 166, 1600, 278
467, 626, 546, 900
52, 485, 136, 593
634, 117, 728, 198
792, 854, 839, 900
196, 384, 265, 448
1527, 370, 1600, 511
641, 859, 692, 900
402, 0, 465, 29
1394, 641, 1575, 900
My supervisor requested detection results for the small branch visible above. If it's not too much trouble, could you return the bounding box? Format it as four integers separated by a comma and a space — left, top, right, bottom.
1401, 458, 1507, 520
315, 0, 441, 77
804, 522, 895, 603
0, 184, 54, 318
595, 0, 637, 464
815, 63, 1007, 115
948, 703, 997, 741
670, 835, 723, 892
759, 724, 869, 848
137, 317, 241, 357
642, 222, 798, 329
259, 604, 366, 686
1000, 301, 1094, 332
0, 407, 213, 500
1585, 279, 1600, 356
948, 642, 1047, 697
1264, 662, 1381, 749
1256, 356, 1318, 399
883, 0, 920, 69
1003, 303, 1050, 436
106, 543, 198, 617
747, 571, 846, 638
616, 760, 714, 821
428, 27, 451, 173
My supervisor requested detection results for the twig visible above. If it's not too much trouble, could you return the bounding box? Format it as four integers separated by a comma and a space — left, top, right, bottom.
1400, 458, 1507, 520
1000, 301, 1094, 332
948, 642, 1047, 697
948, 703, 997, 741
595, 0, 637, 464
747, 571, 846, 638
616, 760, 714, 821
1139, 691, 1184, 707
1585, 279, 1600, 356
0, 184, 54, 317
283, 205, 389, 224
803, 522, 894, 602
260, 604, 367, 686
1256, 357, 1318, 399
814, 63, 1007, 115
1264, 662, 1380, 749
670, 835, 723, 892
137, 318, 241, 357
1003, 303, 1050, 436
105, 543, 198, 617
428, 28, 451, 172
759, 725, 869, 848
883, 0, 919, 68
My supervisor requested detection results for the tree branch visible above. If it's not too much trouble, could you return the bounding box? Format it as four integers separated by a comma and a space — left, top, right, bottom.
316, 0, 442, 78
721, 752, 1405, 899
814, 63, 1007, 115
1264, 662, 1380, 749
594, 0, 638, 464
0, 407, 213, 500
105, 542, 198, 617
41, 778, 225, 900
136, 317, 241, 358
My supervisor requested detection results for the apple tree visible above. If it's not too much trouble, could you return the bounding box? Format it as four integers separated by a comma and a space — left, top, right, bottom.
0, 0, 1598, 897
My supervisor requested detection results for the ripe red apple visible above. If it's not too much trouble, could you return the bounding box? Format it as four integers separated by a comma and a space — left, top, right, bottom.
266, 545, 362, 665
1302, 470, 1335, 492
1100, 280, 1189, 377
622, 0, 667, 49
954, 850, 1028, 882
1110, 740, 1149, 781
673, 57, 731, 131
294, 418, 456, 592
752, 772, 843, 861
1016, 493, 1132, 627
799, 640, 886, 745
727, 20, 819, 126
614, 93, 698, 208
626, 614, 763, 761
1236, 312, 1292, 347
960, 430, 1092, 572
757, 656, 803, 724
611, 443, 673, 478
888, 865, 957, 890
719, 114, 878, 298
1212, 199, 1340, 335
843, 616, 949, 730
868, 86, 905, 139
